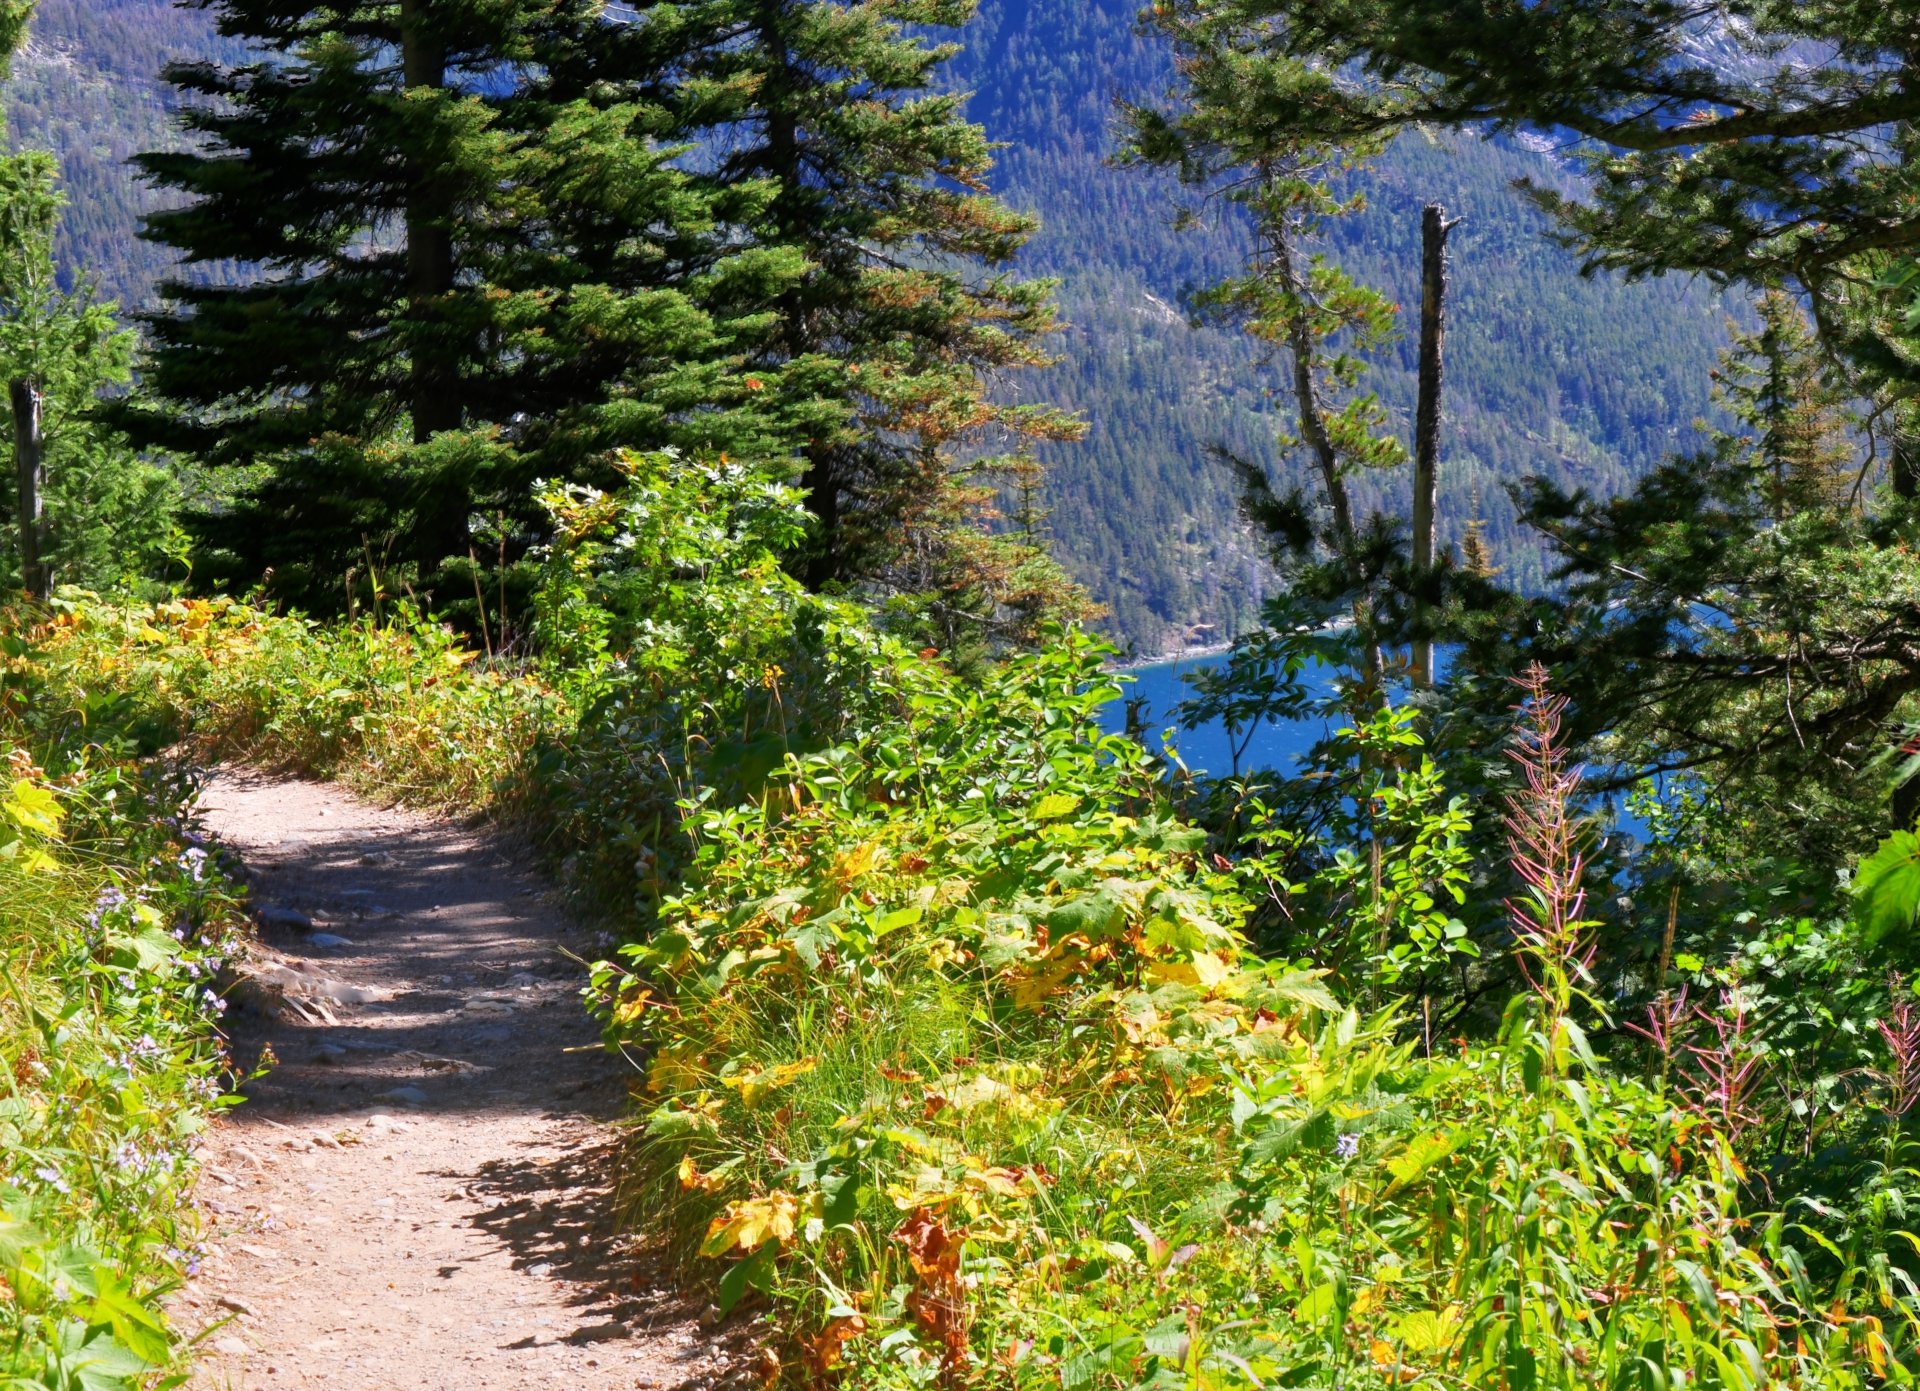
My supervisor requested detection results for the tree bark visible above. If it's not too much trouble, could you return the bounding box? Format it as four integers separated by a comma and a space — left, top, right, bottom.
1895, 404, 1920, 502
11, 378, 45, 599
1412, 204, 1455, 688
12, 377, 45, 602
752, 0, 843, 590
1271, 219, 1380, 681
399, 0, 465, 579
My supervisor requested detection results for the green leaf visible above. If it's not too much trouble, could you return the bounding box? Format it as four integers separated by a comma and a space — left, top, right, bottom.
87, 1270, 172, 1366
1384, 1131, 1458, 1196
714, 1245, 775, 1317
1294, 1282, 1338, 1325
1033, 793, 1081, 821
1045, 887, 1128, 942
1855, 830, 1920, 945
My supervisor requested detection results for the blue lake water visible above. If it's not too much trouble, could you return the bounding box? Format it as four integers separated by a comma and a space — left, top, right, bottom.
1101, 651, 1344, 779
1102, 651, 1650, 841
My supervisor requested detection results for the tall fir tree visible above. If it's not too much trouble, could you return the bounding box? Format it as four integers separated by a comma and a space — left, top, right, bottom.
0, 2, 159, 599
1142, 0, 1920, 848
1715, 292, 1858, 521
1124, 3, 1412, 680
611, 0, 1084, 595
124, 0, 785, 619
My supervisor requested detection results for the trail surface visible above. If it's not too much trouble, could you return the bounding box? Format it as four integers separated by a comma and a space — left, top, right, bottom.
172, 771, 734, 1390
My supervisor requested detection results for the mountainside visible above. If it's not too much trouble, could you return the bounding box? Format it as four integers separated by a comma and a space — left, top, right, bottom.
5, 0, 1736, 653
944, 0, 1738, 653
6, 0, 246, 309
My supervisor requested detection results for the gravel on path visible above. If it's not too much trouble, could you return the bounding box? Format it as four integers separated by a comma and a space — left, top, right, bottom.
173, 770, 741, 1391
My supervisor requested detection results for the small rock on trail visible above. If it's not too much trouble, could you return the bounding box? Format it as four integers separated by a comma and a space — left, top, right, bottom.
176, 771, 748, 1390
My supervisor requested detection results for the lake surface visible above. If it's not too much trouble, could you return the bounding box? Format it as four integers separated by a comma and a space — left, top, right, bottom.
1102, 650, 1650, 840
1101, 651, 1345, 778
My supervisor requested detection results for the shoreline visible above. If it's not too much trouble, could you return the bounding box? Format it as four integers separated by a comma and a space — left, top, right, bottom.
1112, 642, 1233, 673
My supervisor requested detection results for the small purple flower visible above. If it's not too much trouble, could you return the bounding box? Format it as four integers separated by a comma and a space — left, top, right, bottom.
179, 847, 208, 882
1335, 1133, 1360, 1161
33, 1166, 69, 1195
88, 886, 128, 933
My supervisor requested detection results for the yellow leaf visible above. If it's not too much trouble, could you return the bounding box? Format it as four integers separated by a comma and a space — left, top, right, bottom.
830, 842, 881, 886
1395, 1306, 1464, 1355
1188, 951, 1233, 990
700, 1191, 800, 1257
721, 1057, 818, 1110
964, 1166, 1042, 1199
5, 780, 63, 839
1368, 1340, 1417, 1383
1864, 1319, 1889, 1377
612, 987, 655, 1026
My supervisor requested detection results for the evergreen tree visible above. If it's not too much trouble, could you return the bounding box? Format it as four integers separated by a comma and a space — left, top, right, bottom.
1178, 1, 1920, 303
1715, 292, 1858, 520
1144, 0, 1920, 848
124, 0, 781, 619
0, 150, 158, 596
1124, 4, 1413, 679
617, 0, 1082, 592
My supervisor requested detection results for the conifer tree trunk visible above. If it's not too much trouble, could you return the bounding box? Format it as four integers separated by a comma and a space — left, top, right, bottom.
11, 376, 45, 602
1412, 203, 1454, 689
752, 0, 842, 591
1894, 408, 1920, 503
399, 0, 465, 577
1270, 212, 1378, 679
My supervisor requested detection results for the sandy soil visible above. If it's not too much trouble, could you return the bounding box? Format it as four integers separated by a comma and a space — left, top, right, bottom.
170, 771, 738, 1390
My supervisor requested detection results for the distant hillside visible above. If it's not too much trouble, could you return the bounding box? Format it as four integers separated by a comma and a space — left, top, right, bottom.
949, 0, 1738, 654
4, 0, 1736, 653
6, 0, 244, 310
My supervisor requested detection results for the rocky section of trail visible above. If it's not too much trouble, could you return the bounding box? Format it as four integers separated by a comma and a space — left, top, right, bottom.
171, 771, 745, 1391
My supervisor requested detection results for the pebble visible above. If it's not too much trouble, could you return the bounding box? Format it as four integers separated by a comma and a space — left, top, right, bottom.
308, 933, 355, 948
255, 905, 315, 931
214, 1336, 250, 1355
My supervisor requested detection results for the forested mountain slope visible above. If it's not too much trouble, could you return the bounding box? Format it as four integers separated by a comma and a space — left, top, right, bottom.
6, 0, 1736, 652
6, 0, 246, 309
946, 0, 1739, 652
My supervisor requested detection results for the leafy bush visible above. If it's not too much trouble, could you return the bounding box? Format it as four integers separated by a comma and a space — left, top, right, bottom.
591, 638, 1911, 1388
20, 451, 1920, 1386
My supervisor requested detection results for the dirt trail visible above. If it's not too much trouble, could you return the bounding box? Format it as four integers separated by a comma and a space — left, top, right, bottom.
172, 771, 733, 1391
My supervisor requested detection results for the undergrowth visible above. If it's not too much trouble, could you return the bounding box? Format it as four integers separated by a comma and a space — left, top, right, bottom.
14, 452, 1920, 1386
0, 622, 248, 1388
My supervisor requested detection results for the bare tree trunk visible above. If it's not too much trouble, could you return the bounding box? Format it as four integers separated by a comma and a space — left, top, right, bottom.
1890, 404, 1920, 828
12, 377, 45, 602
1895, 404, 1920, 502
1413, 204, 1456, 689
399, 0, 464, 580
